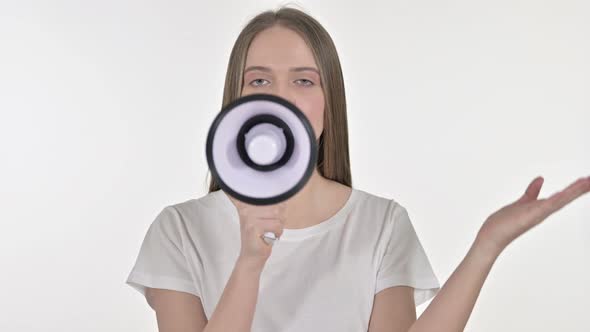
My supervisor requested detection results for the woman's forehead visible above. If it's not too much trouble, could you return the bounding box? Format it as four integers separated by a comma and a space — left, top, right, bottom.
245, 26, 317, 69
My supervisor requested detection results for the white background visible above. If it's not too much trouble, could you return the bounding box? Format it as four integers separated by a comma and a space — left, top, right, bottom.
1, 0, 588, 331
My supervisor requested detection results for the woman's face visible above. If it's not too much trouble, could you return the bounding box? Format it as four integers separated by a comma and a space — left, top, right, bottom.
241, 25, 325, 140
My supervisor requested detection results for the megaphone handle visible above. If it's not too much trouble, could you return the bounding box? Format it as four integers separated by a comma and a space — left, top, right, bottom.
262, 231, 278, 245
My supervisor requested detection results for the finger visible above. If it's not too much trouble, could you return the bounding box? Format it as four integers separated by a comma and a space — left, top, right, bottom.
275, 203, 287, 220
229, 195, 249, 210
542, 176, 590, 215
277, 203, 287, 216
256, 204, 287, 219
517, 176, 544, 203
259, 219, 284, 238
235, 202, 276, 215
265, 203, 287, 215
258, 215, 286, 228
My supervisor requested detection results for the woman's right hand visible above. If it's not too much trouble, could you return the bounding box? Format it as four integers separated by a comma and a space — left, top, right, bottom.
230, 197, 287, 267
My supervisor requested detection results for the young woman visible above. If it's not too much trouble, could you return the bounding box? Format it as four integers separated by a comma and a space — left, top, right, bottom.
126, 7, 590, 332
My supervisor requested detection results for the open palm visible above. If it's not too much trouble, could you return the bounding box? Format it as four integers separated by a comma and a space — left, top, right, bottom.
476, 175, 590, 256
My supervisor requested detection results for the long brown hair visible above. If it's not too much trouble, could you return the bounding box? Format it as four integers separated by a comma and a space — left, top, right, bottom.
207, 6, 352, 193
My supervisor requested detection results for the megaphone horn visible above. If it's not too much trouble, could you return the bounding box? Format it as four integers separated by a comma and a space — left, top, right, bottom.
206, 93, 318, 206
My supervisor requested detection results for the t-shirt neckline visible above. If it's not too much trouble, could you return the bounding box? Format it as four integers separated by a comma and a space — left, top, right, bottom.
217, 187, 358, 241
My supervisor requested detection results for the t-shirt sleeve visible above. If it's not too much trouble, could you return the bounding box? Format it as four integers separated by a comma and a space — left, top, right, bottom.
375, 201, 440, 307
126, 205, 201, 300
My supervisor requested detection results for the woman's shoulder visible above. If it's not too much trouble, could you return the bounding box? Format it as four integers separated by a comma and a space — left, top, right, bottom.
164, 190, 231, 220
322, 180, 404, 221
342, 185, 400, 210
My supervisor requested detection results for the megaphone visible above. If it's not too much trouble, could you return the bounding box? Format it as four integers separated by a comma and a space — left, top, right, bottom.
206, 94, 318, 242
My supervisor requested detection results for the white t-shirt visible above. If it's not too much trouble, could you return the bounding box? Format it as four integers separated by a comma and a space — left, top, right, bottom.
126, 188, 440, 331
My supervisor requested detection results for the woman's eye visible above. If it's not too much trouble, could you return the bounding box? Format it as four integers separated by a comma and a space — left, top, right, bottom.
249, 79, 270, 87
295, 79, 314, 86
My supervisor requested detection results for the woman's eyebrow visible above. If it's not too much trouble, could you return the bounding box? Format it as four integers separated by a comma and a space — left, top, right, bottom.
290, 67, 320, 75
244, 66, 320, 75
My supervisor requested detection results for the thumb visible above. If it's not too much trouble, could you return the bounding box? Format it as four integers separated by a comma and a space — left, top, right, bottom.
516, 176, 544, 203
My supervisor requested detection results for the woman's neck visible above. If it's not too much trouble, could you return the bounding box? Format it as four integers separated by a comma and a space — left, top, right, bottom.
224, 167, 332, 229
282, 167, 329, 229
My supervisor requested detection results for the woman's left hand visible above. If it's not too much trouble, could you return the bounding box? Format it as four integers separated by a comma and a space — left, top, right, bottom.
475, 175, 590, 257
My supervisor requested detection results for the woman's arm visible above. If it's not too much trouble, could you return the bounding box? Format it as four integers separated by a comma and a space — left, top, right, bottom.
148, 257, 264, 332
148, 288, 208, 332
409, 175, 590, 332
407, 236, 497, 332
203, 258, 265, 332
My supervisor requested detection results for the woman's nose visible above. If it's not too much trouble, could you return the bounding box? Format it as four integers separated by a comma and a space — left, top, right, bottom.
270, 85, 297, 108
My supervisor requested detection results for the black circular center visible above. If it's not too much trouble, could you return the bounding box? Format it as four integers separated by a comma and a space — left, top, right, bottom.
236, 114, 294, 172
